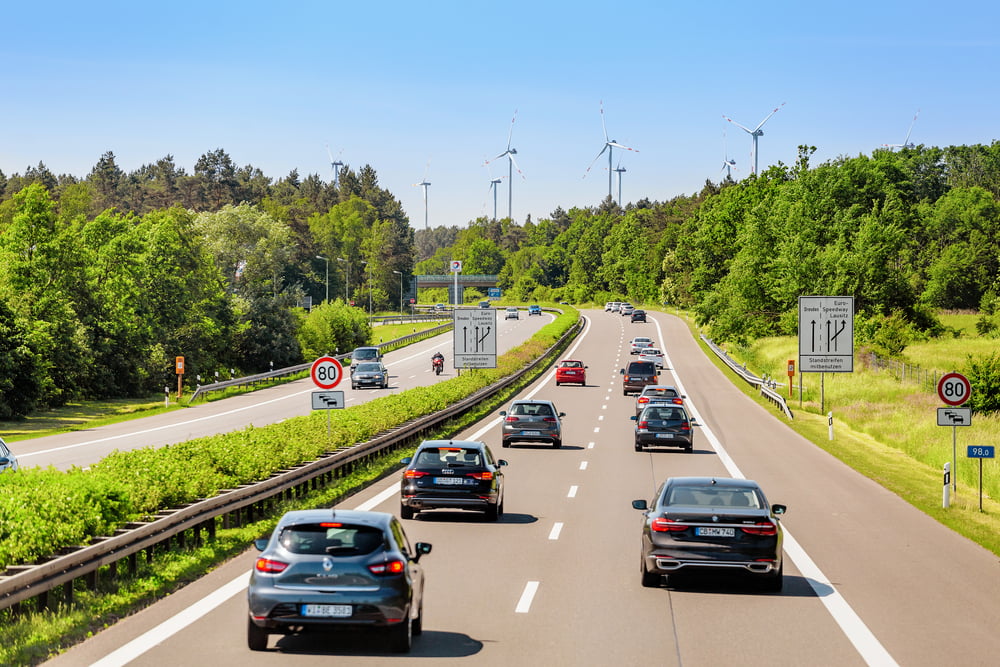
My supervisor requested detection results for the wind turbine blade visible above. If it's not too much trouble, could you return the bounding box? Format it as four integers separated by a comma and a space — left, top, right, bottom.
325, 144, 334, 162
506, 109, 518, 150
903, 109, 920, 146
508, 153, 525, 179
422, 159, 431, 181
583, 145, 609, 177
608, 141, 638, 153
486, 150, 509, 164
600, 101, 609, 142
723, 115, 754, 134
753, 102, 786, 132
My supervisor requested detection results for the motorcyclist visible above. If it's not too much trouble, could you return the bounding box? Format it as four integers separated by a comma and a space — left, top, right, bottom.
431, 352, 444, 373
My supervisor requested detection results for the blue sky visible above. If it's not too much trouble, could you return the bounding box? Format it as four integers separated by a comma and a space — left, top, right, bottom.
3, 1, 999, 229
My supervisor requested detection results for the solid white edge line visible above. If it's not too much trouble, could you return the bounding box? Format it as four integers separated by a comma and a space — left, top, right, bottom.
515, 581, 539, 613
548, 523, 563, 540
652, 316, 898, 667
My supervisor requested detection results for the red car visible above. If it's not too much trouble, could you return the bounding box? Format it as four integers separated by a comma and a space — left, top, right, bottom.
555, 359, 587, 386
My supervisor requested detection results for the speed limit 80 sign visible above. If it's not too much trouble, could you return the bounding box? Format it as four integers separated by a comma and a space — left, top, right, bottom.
937, 372, 971, 406
310, 356, 343, 390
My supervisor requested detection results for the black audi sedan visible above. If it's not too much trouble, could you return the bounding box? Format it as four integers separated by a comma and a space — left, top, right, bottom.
247, 509, 432, 653
400, 440, 507, 521
631, 477, 786, 591
631, 405, 696, 452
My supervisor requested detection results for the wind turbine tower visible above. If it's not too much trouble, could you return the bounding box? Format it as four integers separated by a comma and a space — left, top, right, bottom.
489, 177, 503, 221
485, 110, 524, 221
883, 110, 920, 150
584, 101, 638, 200
613, 163, 626, 207
723, 102, 785, 175
325, 145, 344, 187
721, 131, 737, 179
413, 162, 431, 229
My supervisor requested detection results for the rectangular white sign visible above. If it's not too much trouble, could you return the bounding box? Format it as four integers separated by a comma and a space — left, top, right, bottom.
453, 308, 497, 368
311, 391, 345, 410
798, 296, 854, 372
937, 407, 972, 427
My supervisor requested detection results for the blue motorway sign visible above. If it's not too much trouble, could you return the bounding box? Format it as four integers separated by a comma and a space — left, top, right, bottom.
967, 446, 995, 459
487, 287, 502, 298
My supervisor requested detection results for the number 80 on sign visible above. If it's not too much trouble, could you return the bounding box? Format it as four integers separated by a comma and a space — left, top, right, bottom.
310, 356, 343, 390
937, 372, 971, 407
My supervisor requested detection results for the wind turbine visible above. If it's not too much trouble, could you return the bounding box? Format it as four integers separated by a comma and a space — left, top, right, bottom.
721, 130, 737, 179
883, 110, 920, 150
723, 102, 785, 176
613, 162, 626, 207
484, 110, 524, 221
325, 144, 344, 187
412, 161, 431, 229
584, 101, 638, 200
482, 160, 506, 221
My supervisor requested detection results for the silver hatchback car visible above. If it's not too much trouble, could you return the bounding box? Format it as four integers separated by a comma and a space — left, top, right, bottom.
499, 399, 565, 448
247, 509, 432, 653
0, 436, 18, 472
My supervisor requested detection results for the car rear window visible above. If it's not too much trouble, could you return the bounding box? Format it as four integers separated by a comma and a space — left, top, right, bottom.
279, 523, 385, 556
647, 387, 678, 397
415, 447, 484, 466
666, 487, 761, 508
353, 348, 379, 361
510, 403, 554, 416
627, 362, 657, 374
354, 363, 382, 372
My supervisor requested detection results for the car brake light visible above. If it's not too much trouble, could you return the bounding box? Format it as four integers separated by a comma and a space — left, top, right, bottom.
543, 417, 557, 422
505, 416, 518, 423
369, 560, 405, 575
638, 397, 649, 404
651, 517, 687, 532
255, 558, 289, 573
319, 522, 342, 527
741, 522, 777, 536
638, 421, 648, 428
469, 471, 494, 480
681, 423, 690, 431
672, 398, 683, 404
404, 470, 429, 479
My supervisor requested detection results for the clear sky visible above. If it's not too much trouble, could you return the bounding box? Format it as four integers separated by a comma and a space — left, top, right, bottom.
3, 1, 998, 230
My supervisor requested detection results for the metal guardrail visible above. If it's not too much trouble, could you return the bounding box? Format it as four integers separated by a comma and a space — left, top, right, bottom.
187, 322, 454, 402
0, 313, 580, 613
701, 335, 794, 419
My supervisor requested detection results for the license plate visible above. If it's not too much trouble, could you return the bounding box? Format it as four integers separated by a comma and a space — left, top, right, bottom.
522, 430, 541, 436
656, 433, 674, 439
302, 604, 352, 617
695, 527, 735, 537
434, 476, 467, 485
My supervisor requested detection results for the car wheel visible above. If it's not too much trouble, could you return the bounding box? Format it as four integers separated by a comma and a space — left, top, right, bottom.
623, 390, 629, 396
400, 503, 415, 520
556, 381, 561, 386
684, 445, 693, 453
389, 616, 412, 653
552, 438, 562, 448
498, 495, 505, 516
761, 561, 783, 592
413, 602, 424, 635
485, 503, 499, 522
641, 562, 661, 588
634, 442, 643, 452
501, 439, 510, 448
247, 618, 268, 651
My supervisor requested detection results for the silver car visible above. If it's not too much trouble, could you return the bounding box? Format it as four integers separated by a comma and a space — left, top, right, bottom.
247, 509, 432, 653
351, 361, 389, 389
500, 399, 565, 448
0, 437, 18, 472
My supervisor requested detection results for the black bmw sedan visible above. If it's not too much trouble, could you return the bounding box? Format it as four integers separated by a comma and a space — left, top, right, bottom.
631, 477, 787, 591
400, 440, 507, 521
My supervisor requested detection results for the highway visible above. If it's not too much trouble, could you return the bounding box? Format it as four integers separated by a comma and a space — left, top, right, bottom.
44, 310, 1000, 666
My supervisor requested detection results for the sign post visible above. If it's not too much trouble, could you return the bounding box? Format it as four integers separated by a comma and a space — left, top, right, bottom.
175, 356, 185, 399
937, 371, 971, 494
310, 356, 345, 438
453, 307, 497, 369
787, 359, 795, 397
798, 296, 854, 414
450, 260, 463, 306
967, 446, 995, 512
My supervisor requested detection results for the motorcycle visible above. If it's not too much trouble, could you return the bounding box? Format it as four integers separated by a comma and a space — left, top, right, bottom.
432, 356, 444, 375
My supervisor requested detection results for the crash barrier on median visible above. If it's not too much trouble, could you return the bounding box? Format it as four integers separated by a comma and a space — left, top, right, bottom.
701, 335, 794, 420
187, 322, 454, 402
0, 314, 581, 615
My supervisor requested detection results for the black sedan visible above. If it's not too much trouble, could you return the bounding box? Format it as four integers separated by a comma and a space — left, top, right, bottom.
631, 477, 786, 591
400, 440, 507, 521
247, 509, 432, 653
630, 309, 646, 322
631, 405, 695, 452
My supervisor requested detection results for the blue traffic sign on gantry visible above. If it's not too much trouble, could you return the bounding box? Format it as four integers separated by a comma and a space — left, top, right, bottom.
967, 446, 995, 459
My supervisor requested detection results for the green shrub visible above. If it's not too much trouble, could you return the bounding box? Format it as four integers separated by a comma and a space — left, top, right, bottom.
963, 352, 1000, 414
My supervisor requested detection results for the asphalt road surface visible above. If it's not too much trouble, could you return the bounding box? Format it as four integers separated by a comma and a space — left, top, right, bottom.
44, 310, 1000, 666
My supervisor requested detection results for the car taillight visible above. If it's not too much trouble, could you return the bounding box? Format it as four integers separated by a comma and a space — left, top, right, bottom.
468, 471, 494, 480
741, 522, 777, 536
681, 423, 690, 431
672, 398, 683, 404
651, 517, 687, 532
638, 421, 648, 428
543, 417, 557, 422
638, 397, 649, 404
255, 558, 289, 573
369, 560, 405, 575
404, 470, 429, 479
505, 416, 518, 423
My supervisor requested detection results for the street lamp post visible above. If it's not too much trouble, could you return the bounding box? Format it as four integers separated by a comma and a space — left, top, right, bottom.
336, 257, 348, 301
393, 270, 403, 314
361, 260, 372, 322
316, 255, 329, 303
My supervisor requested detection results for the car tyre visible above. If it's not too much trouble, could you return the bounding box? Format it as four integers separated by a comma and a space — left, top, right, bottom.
389, 616, 412, 653
761, 561, 783, 593
555, 381, 561, 386
247, 618, 268, 651
485, 503, 499, 522
634, 442, 643, 452
501, 439, 510, 448
400, 503, 415, 520
552, 438, 562, 448
641, 562, 661, 588
413, 602, 424, 635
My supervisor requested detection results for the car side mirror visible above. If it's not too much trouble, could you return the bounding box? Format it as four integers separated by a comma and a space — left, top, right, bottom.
629, 415, 637, 421
689, 418, 697, 425
413, 542, 433, 561
559, 412, 566, 417
499, 410, 507, 416
0, 457, 9, 466
498, 459, 509, 466
401, 457, 413, 465
620, 369, 625, 374
656, 370, 661, 375
631, 499, 648, 511
584, 365, 589, 369
771, 504, 787, 515
254, 538, 269, 551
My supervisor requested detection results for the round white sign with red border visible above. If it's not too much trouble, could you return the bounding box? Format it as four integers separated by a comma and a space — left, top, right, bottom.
937, 372, 971, 406
310, 356, 343, 390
